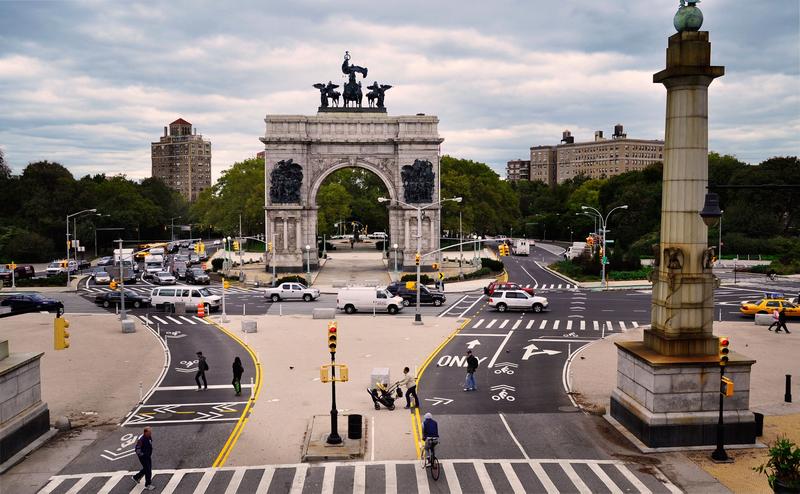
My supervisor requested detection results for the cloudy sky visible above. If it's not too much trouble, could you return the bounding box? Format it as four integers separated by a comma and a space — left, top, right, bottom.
0, 0, 797, 181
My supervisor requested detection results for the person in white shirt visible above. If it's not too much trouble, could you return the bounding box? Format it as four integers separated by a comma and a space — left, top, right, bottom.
400, 366, 419, 409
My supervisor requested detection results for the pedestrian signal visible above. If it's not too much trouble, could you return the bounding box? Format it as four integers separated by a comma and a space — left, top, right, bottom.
267, 242, 273, 253
327, 321, 338, 353
109, 280, 118, 290
54, 316, 70, 350
415, 252, 421, 265
718, 336, 730, 366
233, 241, 240, 251
223, 280, 231, 290
721, 376, 734, 397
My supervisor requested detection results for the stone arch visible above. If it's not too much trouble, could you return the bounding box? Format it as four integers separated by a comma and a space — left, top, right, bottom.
307, 159, 398, 206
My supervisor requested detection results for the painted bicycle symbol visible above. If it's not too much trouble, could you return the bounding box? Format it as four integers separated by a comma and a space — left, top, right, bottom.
493, 362, 518, 375
179, 360, 198, 368
490, 384, 516, 402
562, 332, 579, 338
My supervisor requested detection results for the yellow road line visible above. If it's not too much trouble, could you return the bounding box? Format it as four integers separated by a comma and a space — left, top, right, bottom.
210, 320, 263, 468
412, 317, 471, 459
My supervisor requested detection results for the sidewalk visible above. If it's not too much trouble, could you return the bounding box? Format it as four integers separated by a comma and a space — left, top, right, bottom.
569, 322, 799, 493
222, 313, 458, 466
0, 313, 164, 493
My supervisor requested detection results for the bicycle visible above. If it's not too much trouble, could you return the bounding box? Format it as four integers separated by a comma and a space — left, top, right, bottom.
422, 437, 440, 481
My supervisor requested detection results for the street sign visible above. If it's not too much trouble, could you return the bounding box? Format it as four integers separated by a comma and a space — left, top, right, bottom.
438, 272, 444, 280
602, 256, 608, 265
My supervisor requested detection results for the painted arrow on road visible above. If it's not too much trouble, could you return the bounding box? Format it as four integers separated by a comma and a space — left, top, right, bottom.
466, 339, 481, 349
522, 342, 561, 360
424, 397, 454, 406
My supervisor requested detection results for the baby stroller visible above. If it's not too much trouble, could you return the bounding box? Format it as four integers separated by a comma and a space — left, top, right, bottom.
367, 381, 402, 410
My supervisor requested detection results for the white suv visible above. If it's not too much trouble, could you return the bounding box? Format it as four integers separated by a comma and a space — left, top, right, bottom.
488, 290, 548, 313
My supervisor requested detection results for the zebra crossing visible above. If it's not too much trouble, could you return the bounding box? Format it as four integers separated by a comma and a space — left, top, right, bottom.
471, 317, 642, 333
133, 314, 211, 326
528, 283, 578, 291
81, 285, 262, 295
41, 458, 680, 494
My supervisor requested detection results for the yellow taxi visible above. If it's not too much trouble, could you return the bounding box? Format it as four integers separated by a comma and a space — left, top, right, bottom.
739, 298, 800, 317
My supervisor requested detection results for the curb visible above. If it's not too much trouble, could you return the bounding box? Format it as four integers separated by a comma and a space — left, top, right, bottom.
536, 261, 581, 287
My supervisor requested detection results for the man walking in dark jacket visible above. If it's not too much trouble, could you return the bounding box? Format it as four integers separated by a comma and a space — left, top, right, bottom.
464, 350, 478, 391
776, 308, 791, 333
195, 351, 208, 391
130, 426, 154, 490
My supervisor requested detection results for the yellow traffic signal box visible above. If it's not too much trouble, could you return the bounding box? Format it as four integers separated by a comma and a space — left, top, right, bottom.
415, 252, 421, 265
721, 376, 734, 397
54, 316, 70, 350
328, 321, 338, 353
719, 336, 730, 366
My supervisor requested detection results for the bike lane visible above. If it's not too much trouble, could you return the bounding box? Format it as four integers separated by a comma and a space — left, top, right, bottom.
57, 316, 261, 474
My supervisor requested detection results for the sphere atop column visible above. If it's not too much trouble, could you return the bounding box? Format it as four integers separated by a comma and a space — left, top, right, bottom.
674, 1, 704, 32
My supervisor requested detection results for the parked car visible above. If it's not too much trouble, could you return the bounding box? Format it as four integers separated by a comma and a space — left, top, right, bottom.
386, 282, 446, 307
336, 286, 404, 314
94, 290, 150, 309
739, 298, 800, 317
153, 271, 177, 285
186, 268, 210, 285
0, 293, 64, 313
0, 264, 35, 283
93, 271, 112, 284
264, 282, 320, 302
150, 286, 221, 313
484, 281, 535, 296
97, 256, 114, 267
488, 290, 548, 313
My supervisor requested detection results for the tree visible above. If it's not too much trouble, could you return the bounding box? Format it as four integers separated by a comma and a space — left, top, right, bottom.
317, 183, 352, 235
0, 148, 10, 180
315, 168, 389, 235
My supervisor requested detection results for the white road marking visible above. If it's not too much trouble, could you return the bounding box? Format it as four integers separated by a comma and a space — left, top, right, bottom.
151, 315, 169, 325
255, 468, 275, 494
539, 320, 547, 329
473, 318, 485, 329
289, 463, 308, 494
487, 331, 514, 368
566, 320, 573, 330
166, 316, 183, 324
224, 468, 246, 494
632, 321, 639, 327
192, 470, 215, 493
526, 320, 535, 329
561, 462, 592, 493
161, 471, 186, 494
414, 460, 430, 494
512, 320, 521, 330
614, 464, 652, 493
459, 295, 486, 318
354, 464, 367, 494
593, 321, 599, 331
499, 320, 509, 329
179, 316, 197, 325
321, 465, 335, 494
501, 461, 526, 494
443, 462, 462, 494
580, 320, 586, 331
385, 462, 397, 494
486, 319, 497, 329
499, 413, 529, 460
553, 320, 560, 330
529, 462, 558, 494
588, 463, 624, 494
473, 461, 495, 494
619, 321, 627, 331
606, 320, 613, 332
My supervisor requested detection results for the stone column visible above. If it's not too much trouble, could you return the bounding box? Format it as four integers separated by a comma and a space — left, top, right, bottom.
282, 218, 288, 251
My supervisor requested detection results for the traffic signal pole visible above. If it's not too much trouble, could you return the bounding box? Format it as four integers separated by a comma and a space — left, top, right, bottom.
327, 350, 342, 444
117, 239, 126, 321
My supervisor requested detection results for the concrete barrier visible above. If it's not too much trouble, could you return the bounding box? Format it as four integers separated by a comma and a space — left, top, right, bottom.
754, 313, 775, 326
241, 320, 257, 333
312, 308, 336, 320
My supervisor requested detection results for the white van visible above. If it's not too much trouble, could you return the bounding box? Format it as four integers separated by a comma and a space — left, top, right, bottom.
336, 286, 404, 314
150, 285, 221, 313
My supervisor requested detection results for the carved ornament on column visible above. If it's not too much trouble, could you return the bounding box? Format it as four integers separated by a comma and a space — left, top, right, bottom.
401, 159, 435, 204
270, 159, 303, 204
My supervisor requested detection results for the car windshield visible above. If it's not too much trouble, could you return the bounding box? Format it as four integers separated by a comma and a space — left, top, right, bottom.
97, 271, 108, 276
48, 262, 60, 268
192, 269, 204, 275
27, 294, 45, 301
198, 288, 212, 297
0, 267, 10, 273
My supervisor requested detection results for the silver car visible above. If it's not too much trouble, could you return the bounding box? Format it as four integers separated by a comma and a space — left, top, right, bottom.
93, 271, 112, 284
153, 271, 177, 285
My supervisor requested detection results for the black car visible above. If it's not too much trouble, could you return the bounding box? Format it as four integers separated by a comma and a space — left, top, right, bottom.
0, 293, 64, 313
186, 268, 210, 285
386, 282, 446, 307
94, 290, 150, 309
0, 265, 36, 282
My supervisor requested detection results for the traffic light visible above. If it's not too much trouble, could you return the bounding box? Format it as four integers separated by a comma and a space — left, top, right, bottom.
432, 262, 439, 271
223, 279, 231, 290
327, 321, 338, 354
109, 280, 118, 290
415, 252, 421, 265
233, 241, 240, 251
721, 376, 734, 397
267, 242, 273, 253
54, 316, 70, 350
199, 242, 205, 253
718, 336, 730, 366
499, 244, 509, 256
194, 243, 200, 253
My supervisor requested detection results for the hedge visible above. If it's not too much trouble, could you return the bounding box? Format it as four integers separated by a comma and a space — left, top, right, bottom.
9, 273, 68, 287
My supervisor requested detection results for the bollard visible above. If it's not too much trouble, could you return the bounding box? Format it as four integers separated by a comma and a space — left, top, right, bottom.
568, 343, 571, 358
601, 322, 606, 339
719, 308, 722, 322
243, 304, 246, 316
279, 304, 283, 316
787, 375, 793, 403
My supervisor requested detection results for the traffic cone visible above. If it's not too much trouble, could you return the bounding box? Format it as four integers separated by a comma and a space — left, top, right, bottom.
197, 303, 205, 318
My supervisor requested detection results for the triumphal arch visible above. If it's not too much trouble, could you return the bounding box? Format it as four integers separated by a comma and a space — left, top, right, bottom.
261, 52, 443, 272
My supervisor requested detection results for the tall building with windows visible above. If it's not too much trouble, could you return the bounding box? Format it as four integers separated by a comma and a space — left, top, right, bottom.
151, 118, 212, 201
507, 124, 664, 186
505, 159, 530, 181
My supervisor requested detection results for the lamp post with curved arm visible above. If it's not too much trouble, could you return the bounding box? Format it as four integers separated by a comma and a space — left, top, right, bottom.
66, 209, 97, 287
580, 205, 628, 289
378, 196, 462, 324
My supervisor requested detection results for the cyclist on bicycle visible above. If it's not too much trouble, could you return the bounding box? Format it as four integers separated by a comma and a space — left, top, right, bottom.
422, 412, 439, 465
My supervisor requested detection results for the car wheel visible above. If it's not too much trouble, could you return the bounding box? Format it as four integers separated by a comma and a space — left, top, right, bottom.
271, 294, 280, 302
303, 294, 312, 302
532, 303, 543, 313
388, 305, 398, 314
103, 300, 110, 308
133, 301, 141, 309
433, 299, 443, 307
497, 303, 507, 312
344, 305, 356, 314
402, 299, 410, 307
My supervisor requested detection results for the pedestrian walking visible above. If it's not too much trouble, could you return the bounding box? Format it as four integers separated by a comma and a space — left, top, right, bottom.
400, 366, 419, 409
776, 307, 791, 334
768, 308, 780, 332
130, 426, 154, 490
232, 356, 244, 396
464, 350, 478, 391
195, 351, 208, 391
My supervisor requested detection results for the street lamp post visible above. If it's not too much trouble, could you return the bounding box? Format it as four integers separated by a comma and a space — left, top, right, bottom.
718, 210, 724, 262
115, 238, 127, 321
378, 196, 462, 325
459, 211, 464, 279
305, 244, 312, 281
581, 205, 629, 289
170, 216, 182, 242
392, 243, 399, 277
66, 209, 97, 287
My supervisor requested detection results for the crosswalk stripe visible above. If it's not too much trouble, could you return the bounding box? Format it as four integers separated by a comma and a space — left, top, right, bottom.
593, 321, 599, 331
138, 315, 153, 325
606, 320, 613, 332
566, 320, 573, 330
321, 464, 335, 494
588, 463, 624, 494
224, 468, 245, 494
193, 469, 215, 493
166, 316, 183, 324
619, 321, 627, 331
473, 461, 495, 494
97, 474, 124, 494
194, 316, 210, 324
290, 463, 308, 494
65, 477, 91, 494
353, 464, 366, 494
161, 471, 186, 494
553, 320, 560, 330
255, 467, 275, 493
558, 284, 563, 289
486, 319, 497, 329
443, 462, 463, 494
512, 320, 521, 330
526, 320, 534, 329
581, 320, 586, 331
474, 319, 485, 329
499, 320, 509, 329
501, 461, 525, 494
529, 462, 558, 494
633, 321, 639, 328
386, 463, 398, 494
415, 460, 430, 494
151, 315, 169, 325
614, 463, 652, 493
561, 462, 592, 493
539, 320, 547, 329
179, 316, 197, 325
